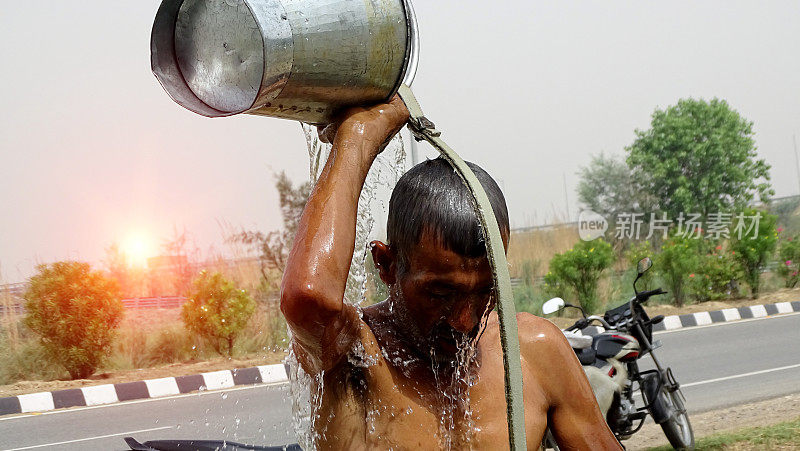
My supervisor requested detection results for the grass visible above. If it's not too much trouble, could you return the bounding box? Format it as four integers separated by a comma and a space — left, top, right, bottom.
648, 417, 800, 450
507, 224, 580, 279
0, 303, 289, 385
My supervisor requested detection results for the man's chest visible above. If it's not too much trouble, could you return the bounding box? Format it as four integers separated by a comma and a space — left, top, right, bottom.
317, 354, 549, 450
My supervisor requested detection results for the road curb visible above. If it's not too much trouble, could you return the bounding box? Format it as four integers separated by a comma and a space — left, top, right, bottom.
573, 300, 800, 336
650, 300, 800, 332
0, 363, 289, 417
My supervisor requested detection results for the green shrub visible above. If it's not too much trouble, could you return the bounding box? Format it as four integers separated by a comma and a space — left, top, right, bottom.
656, 234, 700, 307
148, 325, 195, 364
543, 239, 614, 313
111, 324, 196, 369
624, 240, 655, 290
235, 307, 288, 355
777, 232, 800, 288
114, 327, 150, 369
730, 210, 778, 299
513, 282, 546, 316
689, 247, 740, 302
0, 336, 67, 385
182, 271, 256, 357
24, 262, 123, 379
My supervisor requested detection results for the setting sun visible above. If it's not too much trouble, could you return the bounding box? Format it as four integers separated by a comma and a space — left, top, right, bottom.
121, 232, 155, 268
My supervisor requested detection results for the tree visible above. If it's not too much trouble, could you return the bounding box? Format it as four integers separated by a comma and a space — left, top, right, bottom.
231, 172, 311, 277
577, 152, 654, 220
627, 98, 773, 219
624, 240, 655, 290
656, 234, 701, 307
730, 210, 778, 299
24, 262, 123, 379
543, 239, 614, 313
181, 271, 256, 356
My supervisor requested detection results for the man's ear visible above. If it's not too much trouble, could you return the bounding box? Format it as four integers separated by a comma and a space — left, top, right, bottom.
370, 240, 397, 286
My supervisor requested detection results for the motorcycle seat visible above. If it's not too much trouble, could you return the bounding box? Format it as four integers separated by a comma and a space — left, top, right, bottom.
562, 330, 593, 349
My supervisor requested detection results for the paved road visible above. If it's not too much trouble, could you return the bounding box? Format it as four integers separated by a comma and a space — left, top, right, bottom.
1, 313, 798, 450
639, 312, 800, 413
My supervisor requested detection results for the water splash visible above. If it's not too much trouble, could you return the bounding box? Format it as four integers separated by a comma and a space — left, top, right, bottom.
289, 123, 495, 450
288, 123, 407, 450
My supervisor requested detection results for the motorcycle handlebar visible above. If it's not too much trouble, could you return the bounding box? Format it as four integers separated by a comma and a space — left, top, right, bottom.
636, 288, 667, 302
566, 315, 612, 331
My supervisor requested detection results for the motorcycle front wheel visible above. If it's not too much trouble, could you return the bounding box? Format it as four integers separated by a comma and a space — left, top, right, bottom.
657, 386, 694, 450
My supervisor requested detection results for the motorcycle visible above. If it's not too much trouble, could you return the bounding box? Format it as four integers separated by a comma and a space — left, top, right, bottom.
542, 257, 694, 450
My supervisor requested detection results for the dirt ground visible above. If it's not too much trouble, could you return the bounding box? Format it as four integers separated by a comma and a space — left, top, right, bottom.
625, 393, 800, 450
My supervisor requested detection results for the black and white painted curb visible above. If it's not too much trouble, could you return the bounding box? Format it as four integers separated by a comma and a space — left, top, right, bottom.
0, 364, 289, 417
650, 300, 800, 332
577, 300, 800, 336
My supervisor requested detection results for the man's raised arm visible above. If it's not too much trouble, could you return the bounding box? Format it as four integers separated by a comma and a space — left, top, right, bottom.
531, 319, 622, 450
280, 97, 409, 376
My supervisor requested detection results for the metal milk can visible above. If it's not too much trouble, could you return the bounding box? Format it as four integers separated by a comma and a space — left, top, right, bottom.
151, 0, 419, 123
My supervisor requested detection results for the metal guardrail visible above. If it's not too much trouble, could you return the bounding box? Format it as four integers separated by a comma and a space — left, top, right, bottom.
120, 297, 187, 309
0, 297, 188, 316
0, 304, 25, 315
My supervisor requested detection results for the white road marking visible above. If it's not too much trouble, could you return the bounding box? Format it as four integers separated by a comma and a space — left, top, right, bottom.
17, 393, 54, 414
662, 315, 682, 330
81, 384, 118, 406
681, 363, 800, 389
144, 377, 180, 398
693, 311, 712, 326
633, 362, 800, 401
2, 426, 171, 450
655, 311, 800, 335
202, 370, 235, 391
721, 308, 741, 322
750, 304, 768, 318
0, 381, 287, 422
259, 365, 288, 384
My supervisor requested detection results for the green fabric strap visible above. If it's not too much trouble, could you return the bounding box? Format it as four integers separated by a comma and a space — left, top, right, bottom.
397, 84, 527, 450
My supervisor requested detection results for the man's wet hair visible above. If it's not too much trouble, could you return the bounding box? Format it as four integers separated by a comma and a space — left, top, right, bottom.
387, 157, 509, 272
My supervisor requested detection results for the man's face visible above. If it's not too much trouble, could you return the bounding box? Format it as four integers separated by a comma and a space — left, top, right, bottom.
390, 231, 497, 361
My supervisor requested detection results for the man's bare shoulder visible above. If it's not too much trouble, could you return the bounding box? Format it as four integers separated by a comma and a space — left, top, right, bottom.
483, 312, 570, 358
516, 312, 564, 343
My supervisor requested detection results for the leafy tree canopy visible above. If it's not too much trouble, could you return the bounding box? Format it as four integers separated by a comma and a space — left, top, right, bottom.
627, 98, 773, 218
730, 209, 778, 299
578, 152, 654, 220
543, 238, 614, 313
181, 271, 256, 356
231, 172, 311, 277
24, 261, 123, 379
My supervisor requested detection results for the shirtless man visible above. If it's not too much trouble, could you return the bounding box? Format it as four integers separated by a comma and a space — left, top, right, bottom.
280, 96, 622, 450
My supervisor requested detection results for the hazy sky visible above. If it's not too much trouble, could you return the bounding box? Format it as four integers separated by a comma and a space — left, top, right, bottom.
1, 1, 799, 283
